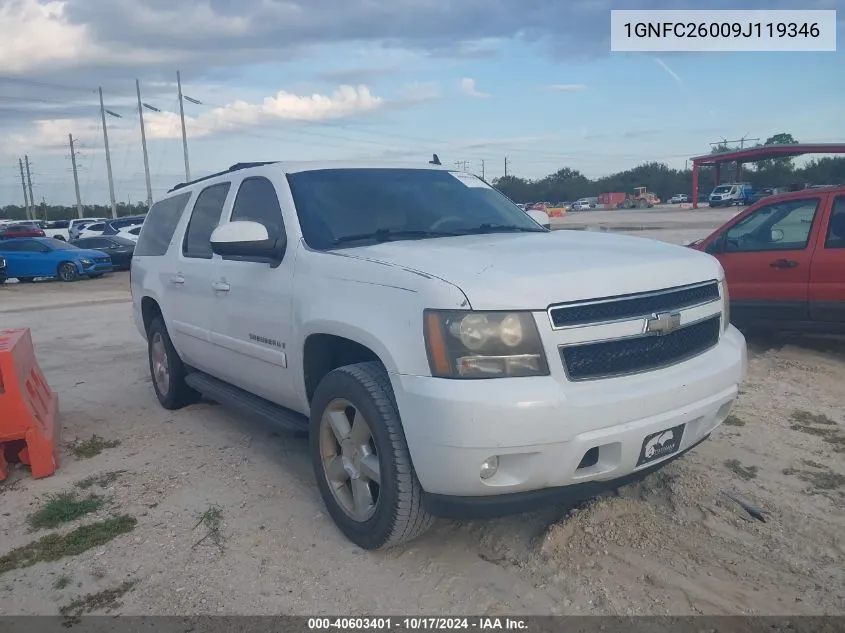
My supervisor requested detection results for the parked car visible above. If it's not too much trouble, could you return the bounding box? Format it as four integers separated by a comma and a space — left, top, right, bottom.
709, 183, 754, 207
668, 194, 690, 204
0, 237, 113, 282
693, 186, 845, 333
43, 220, 71, 241
0, 223, 46, 239
71, 235, 135, 269
102, 215, 146, 236
69, 217, 108, 240
571, 199, 593, 211
131, 160, 746, 550
77, 221, 107, 239
116, 225, 143, 242
0, 255, 6, 284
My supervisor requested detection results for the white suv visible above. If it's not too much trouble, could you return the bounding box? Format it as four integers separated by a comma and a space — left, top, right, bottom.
130, 161, 747, 550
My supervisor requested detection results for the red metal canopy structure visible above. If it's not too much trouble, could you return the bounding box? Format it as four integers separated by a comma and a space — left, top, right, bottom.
689, 143, 845, 208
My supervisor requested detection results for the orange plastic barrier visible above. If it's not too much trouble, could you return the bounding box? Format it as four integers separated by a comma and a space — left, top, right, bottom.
0, 328, 60, 480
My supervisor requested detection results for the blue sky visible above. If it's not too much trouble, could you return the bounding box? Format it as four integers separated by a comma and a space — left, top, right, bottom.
0, 0, 843, 207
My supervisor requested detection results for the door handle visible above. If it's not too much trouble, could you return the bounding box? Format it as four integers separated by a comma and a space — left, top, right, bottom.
211, 280, 230, 292
769, 259, 798, 269
169, 274, 185, 284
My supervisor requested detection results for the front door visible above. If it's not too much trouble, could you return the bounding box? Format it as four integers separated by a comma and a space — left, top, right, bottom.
208, 175, 298, 406
707, 195, 824, 325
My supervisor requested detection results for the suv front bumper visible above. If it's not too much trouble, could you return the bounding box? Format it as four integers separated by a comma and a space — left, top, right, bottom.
392, 325, 746, 517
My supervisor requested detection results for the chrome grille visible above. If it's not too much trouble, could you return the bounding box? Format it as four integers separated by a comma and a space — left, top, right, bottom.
548, 280, 719, 329
560, 315, 721, 381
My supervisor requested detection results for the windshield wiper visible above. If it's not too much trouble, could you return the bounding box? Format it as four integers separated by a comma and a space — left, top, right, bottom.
454, 223, 543, 235
332, 228, 458, 245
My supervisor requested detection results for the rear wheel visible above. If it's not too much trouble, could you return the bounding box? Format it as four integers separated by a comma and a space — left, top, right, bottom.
58, 262, 78, 282
147, 317, 200, 410
310, 362, 433, 550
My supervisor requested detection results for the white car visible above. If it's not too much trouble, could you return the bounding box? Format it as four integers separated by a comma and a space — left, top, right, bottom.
76, 221, 108, 239
668, 194, 690, 204
116, 225, 143, 242
571, 199, 593, 211
131, 160, 747, 550
69, 218, 108, 240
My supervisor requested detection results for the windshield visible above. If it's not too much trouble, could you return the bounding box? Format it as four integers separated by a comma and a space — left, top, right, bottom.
47, 239, 79, 250
713, 186, 731, 194
287, 168, 545, 250
112, 236, 136, 246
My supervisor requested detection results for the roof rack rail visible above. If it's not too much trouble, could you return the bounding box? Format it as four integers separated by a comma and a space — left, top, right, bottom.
167, 161, 279, 193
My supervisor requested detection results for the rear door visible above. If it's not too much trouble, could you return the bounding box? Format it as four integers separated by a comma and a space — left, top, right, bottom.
165, 182, 232, 371
705, 195, 825, 325
808, 193, 845, 324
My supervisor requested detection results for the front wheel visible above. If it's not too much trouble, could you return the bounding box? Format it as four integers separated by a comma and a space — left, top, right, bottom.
310, 362, 434, 550
58, 262, 78, 282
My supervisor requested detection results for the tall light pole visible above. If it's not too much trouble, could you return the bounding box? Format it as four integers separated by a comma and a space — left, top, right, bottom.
24, 155, 35, 221
18, 158, 30, 218
136, 79, 154, 209
98, 87, 120, 218
68, 134, 84, 218
176, 70, 190, 182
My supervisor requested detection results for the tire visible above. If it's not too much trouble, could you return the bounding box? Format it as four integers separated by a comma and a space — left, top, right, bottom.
54, 235, 66, 241
310, 361, 434, 550
147, 316, 200, 410
57, 262, 78, 282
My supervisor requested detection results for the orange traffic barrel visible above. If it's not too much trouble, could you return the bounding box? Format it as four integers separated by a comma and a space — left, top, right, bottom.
0, 328, 60, 480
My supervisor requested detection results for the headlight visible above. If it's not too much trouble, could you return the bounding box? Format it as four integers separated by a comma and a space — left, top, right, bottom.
424, 310, 549, 378
79, 258, 92, 266
720, 280, 730, 331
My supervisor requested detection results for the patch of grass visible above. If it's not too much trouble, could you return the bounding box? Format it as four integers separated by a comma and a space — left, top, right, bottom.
26, 492, 105, 531
791, 410, 837, 426
784, 467, 845, 491
723, 414, 746, 427
192, 504, 224, 549
801, 459, 827, 469
725, 459, 759, 480
59, 579, 137, 621
53, 574, 72, 590
0, 515, 137, 577
75, 470, 127, 490
791, 424, 845, 448
70, 435, 121, 459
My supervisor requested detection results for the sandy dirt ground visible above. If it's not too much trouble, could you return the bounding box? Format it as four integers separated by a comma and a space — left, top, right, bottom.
0, 226, 843, 616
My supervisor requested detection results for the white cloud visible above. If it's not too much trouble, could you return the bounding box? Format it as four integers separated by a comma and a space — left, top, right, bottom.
546, 83, 587, 92
460, 78, 490, 98
4, 85, 385, 154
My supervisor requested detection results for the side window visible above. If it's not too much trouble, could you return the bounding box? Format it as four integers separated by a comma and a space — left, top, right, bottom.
725, 198, 819, 253
87, 223, 105, 232
20, 241, 47, 253
230, 177, 285, 241
135, 192, 191, 257
825, 196, 845, 249
183, 183, 231, 259
0, 242, 21, 252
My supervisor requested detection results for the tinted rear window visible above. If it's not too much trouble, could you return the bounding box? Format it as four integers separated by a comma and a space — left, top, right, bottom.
135, 193, 192, 256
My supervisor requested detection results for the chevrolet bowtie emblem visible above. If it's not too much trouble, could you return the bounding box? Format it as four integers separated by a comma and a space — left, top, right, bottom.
644, 311, 682, 334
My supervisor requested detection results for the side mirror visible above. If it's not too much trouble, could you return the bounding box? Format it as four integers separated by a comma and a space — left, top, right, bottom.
706, 234, 725, 254
526, 209, 551, 229
210, 221, 285, 265
770, 228, 784, 242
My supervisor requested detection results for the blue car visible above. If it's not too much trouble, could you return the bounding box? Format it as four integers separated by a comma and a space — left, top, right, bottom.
0, 237, 113, 282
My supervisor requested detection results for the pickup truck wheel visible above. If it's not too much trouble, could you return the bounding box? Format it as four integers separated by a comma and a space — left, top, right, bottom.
147, 317, 200, 410
310, 362, 434, 550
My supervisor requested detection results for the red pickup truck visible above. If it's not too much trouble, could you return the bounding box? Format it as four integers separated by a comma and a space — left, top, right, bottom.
694, 186, 845, 334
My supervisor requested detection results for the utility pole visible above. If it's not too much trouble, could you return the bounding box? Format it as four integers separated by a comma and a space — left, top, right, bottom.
177, 70, 190, 182
480, 159, 485, 180
24, 155, 35, 221
18, 158, 30, 218
504, 157, 508, 177
68, 134, 84, 218
98, 87, 118, 218
136, 79, 153, 208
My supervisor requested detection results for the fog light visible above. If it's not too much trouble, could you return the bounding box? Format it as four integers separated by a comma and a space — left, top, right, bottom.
480, 456, 499, 480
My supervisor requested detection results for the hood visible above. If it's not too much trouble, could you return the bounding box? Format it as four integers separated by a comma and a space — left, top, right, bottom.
334, 230, 724, 310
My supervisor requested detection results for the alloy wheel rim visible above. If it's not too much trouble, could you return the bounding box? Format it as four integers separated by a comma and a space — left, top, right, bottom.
319, 398, 381, 522
150, 333, 170, 395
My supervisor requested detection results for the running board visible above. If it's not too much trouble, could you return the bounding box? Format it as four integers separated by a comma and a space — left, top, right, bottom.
185, 371, 310, 435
